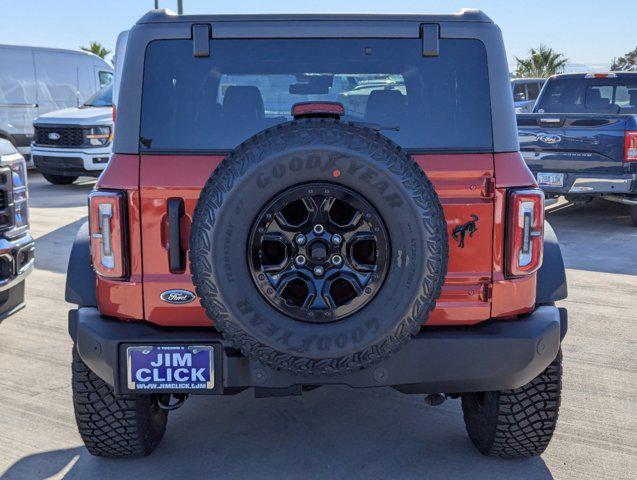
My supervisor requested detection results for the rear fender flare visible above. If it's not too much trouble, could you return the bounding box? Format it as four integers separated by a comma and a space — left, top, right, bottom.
536, 220, 567, 304
65, 221, 97, 307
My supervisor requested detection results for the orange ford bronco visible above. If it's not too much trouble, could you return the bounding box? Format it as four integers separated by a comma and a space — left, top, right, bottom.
66, 9, 568, 458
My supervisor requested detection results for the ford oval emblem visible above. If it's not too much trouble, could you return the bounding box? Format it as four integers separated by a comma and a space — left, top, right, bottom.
48, 132, 61, 141
160, 289, 196, 304
537, 134, 561, 145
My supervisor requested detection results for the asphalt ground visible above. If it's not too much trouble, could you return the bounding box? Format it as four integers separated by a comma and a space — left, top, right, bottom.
0, 173, 635, 479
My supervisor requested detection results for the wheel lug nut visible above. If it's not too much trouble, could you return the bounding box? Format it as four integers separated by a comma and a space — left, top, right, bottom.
295, 255, 307, 266
295, 234, 306, 245
331, 254, 343, 266
313, 266, 324, 277
313, 224, 325, 235
331, 234, 342, 245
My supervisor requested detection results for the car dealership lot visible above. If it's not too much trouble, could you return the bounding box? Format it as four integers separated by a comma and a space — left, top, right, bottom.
0, 173, 635, 480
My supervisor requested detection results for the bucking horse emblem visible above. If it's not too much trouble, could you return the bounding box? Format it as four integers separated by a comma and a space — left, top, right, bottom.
452, 214, 479, 248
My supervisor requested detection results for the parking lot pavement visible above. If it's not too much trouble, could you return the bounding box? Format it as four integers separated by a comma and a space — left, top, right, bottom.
0, 173, 635, 480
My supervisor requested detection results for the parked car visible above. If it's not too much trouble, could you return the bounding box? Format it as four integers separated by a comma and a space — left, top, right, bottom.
518, 72, 637, 225
31, 84, 113, 185
0, 44, 113, 164
67, 9, 567, 459
0, 139, 34, 322
512, 78, 545, 113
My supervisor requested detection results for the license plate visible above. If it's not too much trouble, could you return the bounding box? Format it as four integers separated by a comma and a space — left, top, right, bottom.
127, 345, 215, 391
537, 172, 564, 187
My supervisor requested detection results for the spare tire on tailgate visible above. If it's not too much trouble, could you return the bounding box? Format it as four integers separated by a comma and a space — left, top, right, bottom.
190, 119, 448, 376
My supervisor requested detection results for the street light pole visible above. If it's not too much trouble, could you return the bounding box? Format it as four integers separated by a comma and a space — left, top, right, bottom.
177, 0, 183, 14
154, 0, 159, 9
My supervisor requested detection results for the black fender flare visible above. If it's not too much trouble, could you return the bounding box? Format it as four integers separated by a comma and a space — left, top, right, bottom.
65, 221, 97, 307
536, 220, 567, 304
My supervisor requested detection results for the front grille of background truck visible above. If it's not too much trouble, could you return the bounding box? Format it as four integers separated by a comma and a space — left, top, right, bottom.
34, 126, 84, 147
0, 170, 12, 230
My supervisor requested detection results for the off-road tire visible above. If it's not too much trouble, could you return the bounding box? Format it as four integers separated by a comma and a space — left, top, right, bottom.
630, 205, 637, 226
190, 119, 448, 376
72, 348, 168, 457
43, 173, 78, 185
461, 350, 562, 458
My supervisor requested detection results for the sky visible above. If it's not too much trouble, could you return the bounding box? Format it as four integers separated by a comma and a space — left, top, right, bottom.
0, 0, 635, 71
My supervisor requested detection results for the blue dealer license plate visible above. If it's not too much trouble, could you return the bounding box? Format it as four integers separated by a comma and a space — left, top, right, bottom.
127, 345, 215, 391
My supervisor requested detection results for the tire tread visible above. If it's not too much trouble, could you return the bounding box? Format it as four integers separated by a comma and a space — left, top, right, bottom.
72, 349, 167, 457
462, 350, 562, 458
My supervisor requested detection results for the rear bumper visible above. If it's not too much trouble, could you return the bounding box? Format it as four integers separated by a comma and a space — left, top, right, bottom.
31, 146, 110, 177
69, 305, 567, 396
532, 170, 636, 196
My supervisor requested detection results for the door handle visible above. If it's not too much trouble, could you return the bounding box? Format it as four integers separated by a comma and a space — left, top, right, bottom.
167, 198, 185, 272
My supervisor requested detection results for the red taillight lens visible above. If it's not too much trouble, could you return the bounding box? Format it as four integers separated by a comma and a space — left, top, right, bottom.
625, 131, 637, 163
89, 190, 127, 278
506, 189, 545, 277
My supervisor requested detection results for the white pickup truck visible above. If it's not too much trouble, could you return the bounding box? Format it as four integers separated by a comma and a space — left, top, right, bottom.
31, 84, 113, 185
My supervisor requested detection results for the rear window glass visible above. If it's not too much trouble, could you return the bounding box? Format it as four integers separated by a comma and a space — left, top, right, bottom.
140, 38, 492, 152
526, 82, 541, 101
536, 77, 637, 114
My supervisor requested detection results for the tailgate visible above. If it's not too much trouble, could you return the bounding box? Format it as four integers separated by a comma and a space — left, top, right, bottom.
518, 114, 628, 175
139, 154, 496, 327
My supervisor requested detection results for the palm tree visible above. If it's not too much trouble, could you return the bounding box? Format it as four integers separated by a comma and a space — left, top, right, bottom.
611, 46, 637, 71
515, 45, 568, 78
80, 41, 111, 60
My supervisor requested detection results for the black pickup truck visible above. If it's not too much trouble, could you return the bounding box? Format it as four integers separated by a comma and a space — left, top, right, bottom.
518, 72, 637, 225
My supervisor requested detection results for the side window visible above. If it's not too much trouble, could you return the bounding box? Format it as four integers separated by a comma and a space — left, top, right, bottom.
526, 82, 541, 101
99, 71, 113, 88
513, 83, 527, 102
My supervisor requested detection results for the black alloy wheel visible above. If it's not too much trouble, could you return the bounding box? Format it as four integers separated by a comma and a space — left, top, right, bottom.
248, 182, 389, 323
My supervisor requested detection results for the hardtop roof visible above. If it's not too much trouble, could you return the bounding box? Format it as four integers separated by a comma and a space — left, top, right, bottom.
137, 8, 492, 25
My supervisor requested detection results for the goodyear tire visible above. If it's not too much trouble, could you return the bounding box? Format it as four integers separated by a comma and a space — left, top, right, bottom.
190, 119, 448, 376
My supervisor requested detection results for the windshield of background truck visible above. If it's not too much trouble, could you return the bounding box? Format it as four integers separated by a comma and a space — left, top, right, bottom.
83, 84, 113, 107
139, 38, 493, 152
536, 77, 637, 114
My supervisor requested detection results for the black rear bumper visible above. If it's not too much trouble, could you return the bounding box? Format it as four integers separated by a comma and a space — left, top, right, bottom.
69, 306, 566, 396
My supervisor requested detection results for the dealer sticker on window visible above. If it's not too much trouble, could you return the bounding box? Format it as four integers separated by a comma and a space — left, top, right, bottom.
127, 345, 215, 391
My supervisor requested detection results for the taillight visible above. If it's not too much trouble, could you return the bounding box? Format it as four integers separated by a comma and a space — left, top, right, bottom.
625, 131, 637, 163
506, 189, 545, 277
89, 190, 127, 278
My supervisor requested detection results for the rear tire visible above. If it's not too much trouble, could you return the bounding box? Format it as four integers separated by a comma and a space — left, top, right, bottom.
43, 173, 78, 185
72, 348, 167, 457
461, 350, 562, 458
630, 205, 637, 226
